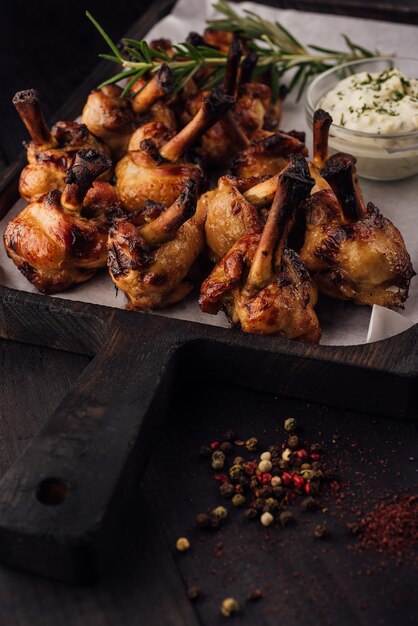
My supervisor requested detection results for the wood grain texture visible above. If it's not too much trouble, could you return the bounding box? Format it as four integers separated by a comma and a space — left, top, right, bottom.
0, 339, 199, 625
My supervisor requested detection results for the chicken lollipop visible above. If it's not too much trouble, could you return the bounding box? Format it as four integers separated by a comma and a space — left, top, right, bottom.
203, 173, 282, 261
115, 88, 234, 212
13, 89, 110, 201
81, 64, 176, 160
300, 110, 415, 308
4, 149, 113, 293
200, 154, 320, 343
108, 178, 206, 309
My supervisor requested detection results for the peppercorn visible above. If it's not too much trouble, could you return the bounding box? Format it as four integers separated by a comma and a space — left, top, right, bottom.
220, 483, 235, 498
302, 496, 318, 511
196, 513, 211, 528
258, 485, 273, 498
310, 442, 323, 453
229, 464, 243, 481
246, 437, 258, 451
239, 475, 250, 487
221, 597, 239, 617
260, 451, 272, 461
279, 511, 295, 526
212, 506, 228, 520
232, 493, 246, 507
210, 515, 222, 529
301, 469, 315, 480
272, 485, 284, 498
254, 498, 265, 511
212, 450, 225, 469
279, 459, 289, 469
260, 511, 274, 526
233, 456, 245, 466
248, 588, 263, 601
258, 459, 273, 473
249, 477, 258, 490
287, 435, 299, 450
314, 523, 329, 539
284, 417, 297, 432
265, 497, 279, 511
271, 476, 282, 487
199, 445, 212, 458
187, 586, 200, 601
176, 537, 190, 552
244, 507, 258, 520
269, 444, 280, 455
220, 441, 233, 454
282, 448, 292, 462
223, 430, 235, 442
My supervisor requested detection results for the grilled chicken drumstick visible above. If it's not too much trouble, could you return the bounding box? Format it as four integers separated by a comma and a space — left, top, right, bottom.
232, 129, 308, 178
203, 173, 284, 261
108, 178, 206, 309
300, 110, 415, 307
115, 88, 234, 211
82, 65, 176, 160
200, 154, 320, 342
14, 89, 110, 201
4, 149, 114, 293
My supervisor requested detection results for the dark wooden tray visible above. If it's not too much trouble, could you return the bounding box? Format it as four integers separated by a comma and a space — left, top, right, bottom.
0, 0, 417, 587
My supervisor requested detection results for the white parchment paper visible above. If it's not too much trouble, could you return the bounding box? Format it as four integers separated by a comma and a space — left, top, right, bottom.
1, 0, 417, 345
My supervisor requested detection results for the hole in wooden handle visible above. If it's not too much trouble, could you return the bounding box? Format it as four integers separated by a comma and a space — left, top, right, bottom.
36, 478, 69, 506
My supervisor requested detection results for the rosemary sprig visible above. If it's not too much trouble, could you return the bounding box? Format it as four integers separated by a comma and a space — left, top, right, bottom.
87, 1, 381, 101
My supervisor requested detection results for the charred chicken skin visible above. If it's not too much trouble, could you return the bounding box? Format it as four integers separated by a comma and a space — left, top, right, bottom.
108, 178, 206, 309
182, 45, 282, 165
232, 128, 308, 178
4, 149, 114, 293
203, 173, 283, 261
300, 109, 415, 307
115, 88, 234, 212
14, 89, 111, 202
200, 154, 320, 342
82, 65, 176, 160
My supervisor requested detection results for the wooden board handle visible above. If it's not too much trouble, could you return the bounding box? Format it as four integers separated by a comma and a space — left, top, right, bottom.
0, 317, 178, 583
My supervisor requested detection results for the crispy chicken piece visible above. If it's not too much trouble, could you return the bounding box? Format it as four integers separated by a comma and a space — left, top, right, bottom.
81, 65, 176, 160
4, 149, 114, 293
203, 173, 284, 261
13, 89, 111, 202
200, 154, 320, 342
108, 178, 206, 309
203, 29, 236, 53
182, 40, 250, 164
232, 128, 308, 178
300, 110, 415, 307
115, 88, 234, 211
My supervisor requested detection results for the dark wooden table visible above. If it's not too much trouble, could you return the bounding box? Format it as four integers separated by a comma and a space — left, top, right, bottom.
0, 1, 417, 624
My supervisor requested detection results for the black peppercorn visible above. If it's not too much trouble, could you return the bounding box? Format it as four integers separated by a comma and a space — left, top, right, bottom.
220, 483, 235, 498
199, 445, 211, 458
288, 435, 299, 450
196, 513, 211, 528
220, 441, 233, 454
244, 508, 258, 520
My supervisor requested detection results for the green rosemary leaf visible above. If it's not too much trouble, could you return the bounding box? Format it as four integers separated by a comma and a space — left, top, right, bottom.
99, 53, 123, 63
86, 11, 122, 60
98, 69, 139, 89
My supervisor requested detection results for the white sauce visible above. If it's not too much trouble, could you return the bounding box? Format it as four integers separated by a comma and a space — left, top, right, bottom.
320, 68, 418, 134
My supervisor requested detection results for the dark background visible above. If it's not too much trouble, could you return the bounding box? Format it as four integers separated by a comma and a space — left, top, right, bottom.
1, 0, 418, 170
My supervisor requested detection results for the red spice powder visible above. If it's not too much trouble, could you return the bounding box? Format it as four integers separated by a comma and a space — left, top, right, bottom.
356, 494, 418, 560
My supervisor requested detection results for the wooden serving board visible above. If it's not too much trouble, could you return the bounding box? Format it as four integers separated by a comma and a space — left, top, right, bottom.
0, 0, 417, 586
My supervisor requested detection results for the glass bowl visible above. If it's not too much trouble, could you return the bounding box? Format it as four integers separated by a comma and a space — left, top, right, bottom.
305, 57, 418, 181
